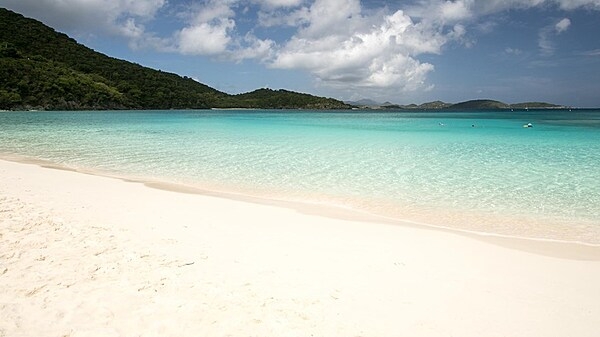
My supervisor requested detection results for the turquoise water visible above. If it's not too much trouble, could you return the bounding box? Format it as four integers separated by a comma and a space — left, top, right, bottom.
1, 110, 599, 243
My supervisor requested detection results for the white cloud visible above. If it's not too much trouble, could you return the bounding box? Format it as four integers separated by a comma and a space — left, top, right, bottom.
5, 0, 600, 98
260, 0, 600, 93
407, 0, 599, 22
171, 0, 236, 56
555, 17, 571, 32
177, 20, 235, 55
297, 0, 363, 37
538, 17, 572, 55
505, 47, 523, 55
2, 0, 165, 35
257, 6, 310, 27
439, 1, 472, 21
580, 48, 600, 56
538, 27, 555, 56
187, 1, 236, 24
406, 0, 473, 23
555, 0, 600, 9
231, 34, 276, 61
171, 0, 277, 60
119, 18, 145, 38
253, 0, 304, 8
269, 4, 443, 91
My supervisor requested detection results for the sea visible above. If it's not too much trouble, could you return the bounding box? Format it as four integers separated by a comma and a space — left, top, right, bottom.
1, 109, 599, 244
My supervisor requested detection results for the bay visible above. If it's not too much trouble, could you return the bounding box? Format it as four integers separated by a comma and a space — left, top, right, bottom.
1, 109, 599, 244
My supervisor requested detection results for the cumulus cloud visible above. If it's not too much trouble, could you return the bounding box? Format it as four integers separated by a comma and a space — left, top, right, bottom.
230, 34, 276, 61
539, 17, 572, 55
555, 0, 600, 9
172, 0, 236, 55
2, 0, 165, 36
407, 0, 599, 22
555, 17, 571, 32
253, 0, 304, 8
405, 0, 473, 23
177, 20, 235, 55
5, 0, 600, 96
165, 0, 275, 60
268, 2, 445, 91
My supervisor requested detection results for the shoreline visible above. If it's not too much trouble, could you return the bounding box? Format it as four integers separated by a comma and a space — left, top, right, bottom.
2, 157, 600, 336
2, 109, 599, 246
2, 154, 599, 259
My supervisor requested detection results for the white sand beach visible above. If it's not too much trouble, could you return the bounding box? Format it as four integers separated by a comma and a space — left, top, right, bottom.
1, 158, 599, 337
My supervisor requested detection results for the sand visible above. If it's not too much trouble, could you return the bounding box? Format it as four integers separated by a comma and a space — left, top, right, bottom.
1, 158, 599, 337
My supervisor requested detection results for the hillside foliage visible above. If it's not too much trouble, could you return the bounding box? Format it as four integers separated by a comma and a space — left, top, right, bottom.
0, 8, 350, 110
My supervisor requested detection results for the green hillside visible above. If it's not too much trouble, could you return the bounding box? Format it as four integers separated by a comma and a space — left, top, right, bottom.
446, 99, 564, 110
510, 102, 563, 109
417, 101, 452, 109
448, 99, 510, 110
232, 88, 349, 109
0, 8, 350, 110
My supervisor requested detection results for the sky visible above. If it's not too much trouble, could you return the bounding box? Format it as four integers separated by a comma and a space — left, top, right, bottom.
2, 0, 600, 107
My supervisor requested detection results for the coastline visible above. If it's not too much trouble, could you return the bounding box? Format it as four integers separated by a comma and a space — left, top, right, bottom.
2, 110, 599, 246
2, 157, 600, 336
3, 153, 599, 257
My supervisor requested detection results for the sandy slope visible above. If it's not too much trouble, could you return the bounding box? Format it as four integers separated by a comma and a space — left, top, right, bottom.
1, 158, 599, 337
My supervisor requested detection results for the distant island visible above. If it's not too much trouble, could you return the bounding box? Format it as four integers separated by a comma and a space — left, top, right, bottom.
1, 8, 568, 112
345, 99, 567, 111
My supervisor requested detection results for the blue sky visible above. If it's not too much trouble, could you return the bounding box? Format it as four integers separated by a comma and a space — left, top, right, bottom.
3, 0, 600, 107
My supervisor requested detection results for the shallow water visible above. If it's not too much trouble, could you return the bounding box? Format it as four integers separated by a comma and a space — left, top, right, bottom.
1, 109, 599, 243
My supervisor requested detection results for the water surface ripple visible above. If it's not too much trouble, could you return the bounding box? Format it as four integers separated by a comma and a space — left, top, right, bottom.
1, 110, 599, 244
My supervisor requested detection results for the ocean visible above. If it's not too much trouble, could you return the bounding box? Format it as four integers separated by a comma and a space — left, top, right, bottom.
1, 109, 599, 244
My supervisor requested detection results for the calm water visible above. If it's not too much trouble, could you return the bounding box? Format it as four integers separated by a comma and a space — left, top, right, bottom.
1, 110, 599, 244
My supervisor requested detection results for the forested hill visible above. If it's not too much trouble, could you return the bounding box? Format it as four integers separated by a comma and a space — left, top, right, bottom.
0, 8, 350, 110
231, 89, 350, 109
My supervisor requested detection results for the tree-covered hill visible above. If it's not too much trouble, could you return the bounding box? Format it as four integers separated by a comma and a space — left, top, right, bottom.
447, 99, 510, 110
232, 89, 350, 109
510, 102, 563, 109
446, 99, 564, 110
0, 8, 350, 110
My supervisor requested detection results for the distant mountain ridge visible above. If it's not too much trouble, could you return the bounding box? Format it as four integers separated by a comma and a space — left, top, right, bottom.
445, 99, 565, 110
345, 99, 381, 107
0, 8, 350, 110
345, 98, 565, 110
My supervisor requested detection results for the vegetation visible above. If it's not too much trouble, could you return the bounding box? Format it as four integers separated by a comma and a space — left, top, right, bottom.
447, 99, 510, 110
446, 100, 564, 110
230, 89, 348, 109
416, 101, 452, 109
345, 99, 563, 110
0, 8, 350, 110
510, 102, 563, 109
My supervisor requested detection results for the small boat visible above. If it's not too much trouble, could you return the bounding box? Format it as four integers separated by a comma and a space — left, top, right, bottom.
523, 123, 533, 128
